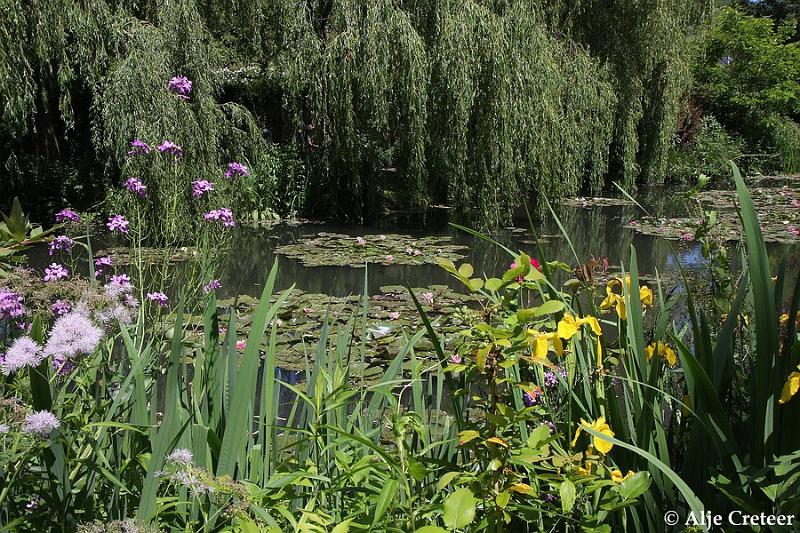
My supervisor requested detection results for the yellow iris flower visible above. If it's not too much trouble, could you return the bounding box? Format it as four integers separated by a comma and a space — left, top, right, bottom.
779, 365, 800, 404
557, 314, 602, 340
611, 469, 636, 484
645, 341, 678, 367
526, 329, 564, 360
599, 276, 654, 320
571, 416, 614, 454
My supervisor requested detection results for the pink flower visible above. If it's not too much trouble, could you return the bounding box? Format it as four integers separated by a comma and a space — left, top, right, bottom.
55, 209, 81, 223
203, 208, 235, 228
147, 292, 169, 308
158, 141, 183, 157
302, 307, 313, 314
450, 353, 462, 364
388, 311, 400, 320
413, 249, 422, 256
127, 139, 151, 156
356, 236, 366, 246
168, 76, 192, 99
791, 199, 800, 208
124, 177, 147, 198
224, 162, 249, 179
789, 225, 800, 237
192, 179, 214, 198
378, 235, 387, 241
421, 292, 434, 305
628, 220, 638, 226
48, 235, 74, 255
44, 263, 69, 282
236, 340, 247, 351
681, 233, 693, 242
203, 279, 221, 294
385, 255, 394, 263
107, 214, 130, 234
405, 246, 414, 255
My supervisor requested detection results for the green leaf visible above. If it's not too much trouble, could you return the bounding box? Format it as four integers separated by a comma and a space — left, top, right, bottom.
467, 278, 484, 291
332, 519, 354, 533
437, 258, 457, 274
373, 479, 398, 526
560, 479, 576, 513
458, 263, 474, 278
495, 491, 511, 509
443, 488, 477, 529
414, 527, 449, 533
438, 471, 460, 491
534, 299, 565, 316
617, 472, 651, 501
485, 278, 502, 292
526, 424, 551, 450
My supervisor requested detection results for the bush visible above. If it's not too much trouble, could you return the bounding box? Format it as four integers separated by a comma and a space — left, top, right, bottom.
668, 115, 743, 182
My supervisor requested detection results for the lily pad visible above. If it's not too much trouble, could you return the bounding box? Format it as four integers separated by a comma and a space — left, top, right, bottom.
564, 196, 636, 208
274, 232, 468, 267
96, 246, 201, 266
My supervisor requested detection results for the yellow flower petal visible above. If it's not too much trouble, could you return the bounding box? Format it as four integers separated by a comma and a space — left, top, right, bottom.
579, 315, 602, 336
558, 315, 579, 340
639, 286, 653, 307
532, 336, 549, 361
615, 297, 627, 321
664, 345, 678, 367
779, 370, 800, 405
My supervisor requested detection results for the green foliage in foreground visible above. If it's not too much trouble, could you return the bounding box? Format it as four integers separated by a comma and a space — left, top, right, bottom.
1, 163, 799, 531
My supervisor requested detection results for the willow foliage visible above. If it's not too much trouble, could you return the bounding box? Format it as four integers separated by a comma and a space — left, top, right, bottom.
1, 0, 707, 229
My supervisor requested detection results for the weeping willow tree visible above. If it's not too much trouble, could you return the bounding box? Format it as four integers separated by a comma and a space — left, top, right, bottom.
271, 0, 704, 226
1, 0, 707, 229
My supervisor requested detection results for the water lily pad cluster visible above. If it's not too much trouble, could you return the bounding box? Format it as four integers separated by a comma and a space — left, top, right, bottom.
564, 196, 636, 208
626, 185, 800, 243
213, 285, 479, 379
274, 232, 468, 267
96, 246, 200, 266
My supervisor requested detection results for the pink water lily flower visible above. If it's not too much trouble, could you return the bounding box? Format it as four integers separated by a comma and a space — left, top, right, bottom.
421, 292, 434, 305
388, 311, 400, 320
356, 236, 366, 246
385, 255, 394, 263
236, 340, 247, 351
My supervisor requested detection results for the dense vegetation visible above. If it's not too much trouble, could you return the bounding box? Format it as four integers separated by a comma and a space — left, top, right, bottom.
1, 0, 710, 230
1, 165, 799, 531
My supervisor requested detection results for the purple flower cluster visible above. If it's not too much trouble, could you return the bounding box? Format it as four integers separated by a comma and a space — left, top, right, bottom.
51, 300, 72, 316
44, 263, 69, 282
158, 141, 183, 157
203, 279, 221, 294
522, 388, 542, 407
55, 209, 81, 224
192, 179, 214, 198
203, 208, 235, 227
109, 274, 131, 287
168, 76, 192, 99
0, 337, 43, 375
107, 214, 130, 234
23, 410, 60, 437
124, 177, 147, 198
0, 289, 25, 320
94, 256, 113, 276
147, 292, 169, 308
543, 369, 566, 389
48, 235, 75, 256
44, 311, 103, 374
224, 162, 249, 179
128, 139, 151, 156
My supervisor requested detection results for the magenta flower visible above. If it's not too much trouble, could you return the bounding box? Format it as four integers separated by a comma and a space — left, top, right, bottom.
44, 263, 69, 282
48, 235, 75, 256
681, 233, 693, 242
203, 208, 235, 228
792, 199, 800, 208
388, 311, 400, 320
168, 76, 192, 99
109, 274, 132, 288
385, 255, 394, 263
224, 162, 249, 179
51, 300, 72, 316
95, 256, 113, 267
128, 139, 151, 155
356, 236, 366, 246
203, 279, 221, 294
0, 337, 43, 375
421, 292, 434, 305
107, 214, 130, 234
0, 289, 25, 320
124, 177, 147, 198
789, 225, 800, 237
158, 141, 183, 157
23, 410, 60, 437
147, 292, 169, 308
236, 340, 247, 351
192, 179, 214, 198
450, 352, 462, 364
55, 209, 81, 223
